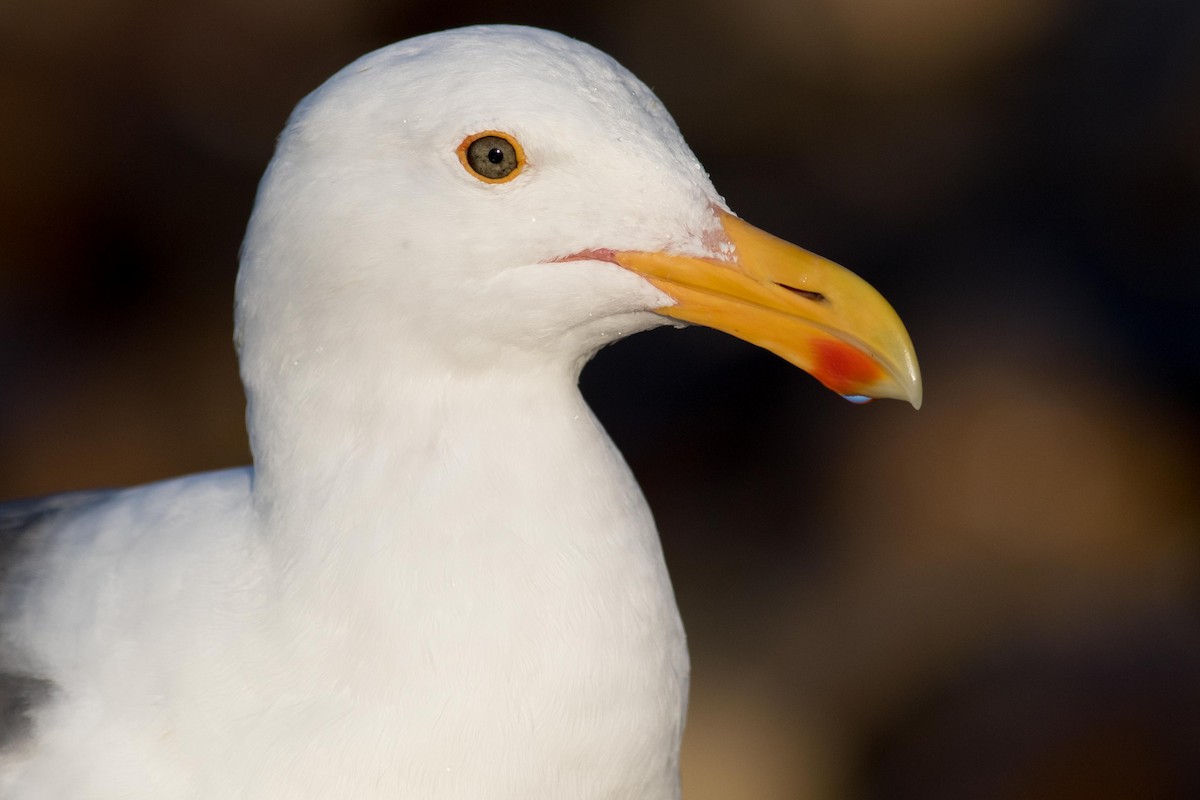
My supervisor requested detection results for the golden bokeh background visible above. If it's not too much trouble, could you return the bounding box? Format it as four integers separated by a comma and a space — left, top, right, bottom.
2, 1, 1198, 797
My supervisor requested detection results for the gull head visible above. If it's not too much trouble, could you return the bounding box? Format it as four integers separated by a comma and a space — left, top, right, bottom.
236, 25, 921, 407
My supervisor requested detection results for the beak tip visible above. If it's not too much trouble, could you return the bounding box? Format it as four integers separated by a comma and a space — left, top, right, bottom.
903, 362, 923, 409
901, 361, 923, 410
902, 357, 921, 410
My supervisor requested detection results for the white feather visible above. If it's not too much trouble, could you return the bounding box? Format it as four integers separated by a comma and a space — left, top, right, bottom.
0, 25, 734, 798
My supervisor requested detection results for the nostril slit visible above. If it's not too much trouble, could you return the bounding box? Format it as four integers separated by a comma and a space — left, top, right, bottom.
777, 283, 826, 303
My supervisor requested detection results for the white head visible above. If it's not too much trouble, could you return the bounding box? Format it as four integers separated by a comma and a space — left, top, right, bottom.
236, 26, 724, 377
235, 25, 920, 469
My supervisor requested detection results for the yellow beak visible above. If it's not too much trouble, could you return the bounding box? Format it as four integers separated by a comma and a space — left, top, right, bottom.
615, 210, 922, 408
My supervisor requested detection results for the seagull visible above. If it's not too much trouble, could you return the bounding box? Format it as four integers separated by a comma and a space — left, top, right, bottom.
0, 25, 920, 799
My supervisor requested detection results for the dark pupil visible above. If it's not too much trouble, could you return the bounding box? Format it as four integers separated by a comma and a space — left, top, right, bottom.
467, 135, 518, 179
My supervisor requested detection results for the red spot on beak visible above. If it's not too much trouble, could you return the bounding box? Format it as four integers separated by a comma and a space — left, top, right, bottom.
810, 338, 883, 395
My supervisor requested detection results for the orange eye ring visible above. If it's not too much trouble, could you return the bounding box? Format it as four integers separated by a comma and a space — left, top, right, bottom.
456, 131, 526, 184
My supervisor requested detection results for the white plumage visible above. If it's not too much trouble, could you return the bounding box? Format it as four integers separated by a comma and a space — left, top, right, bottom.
0, 25, 918, 798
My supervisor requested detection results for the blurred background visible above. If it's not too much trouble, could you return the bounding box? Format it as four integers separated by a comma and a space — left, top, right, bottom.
2, 0, 1198, 797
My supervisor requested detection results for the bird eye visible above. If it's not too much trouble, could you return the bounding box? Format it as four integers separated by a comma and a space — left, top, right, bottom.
457, 131, 525, 183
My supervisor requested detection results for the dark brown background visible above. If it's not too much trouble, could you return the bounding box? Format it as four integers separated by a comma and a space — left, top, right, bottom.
3, 1, 1199, 797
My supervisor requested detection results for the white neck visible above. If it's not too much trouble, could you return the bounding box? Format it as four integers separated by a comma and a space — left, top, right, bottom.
239, 350, 689, 797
